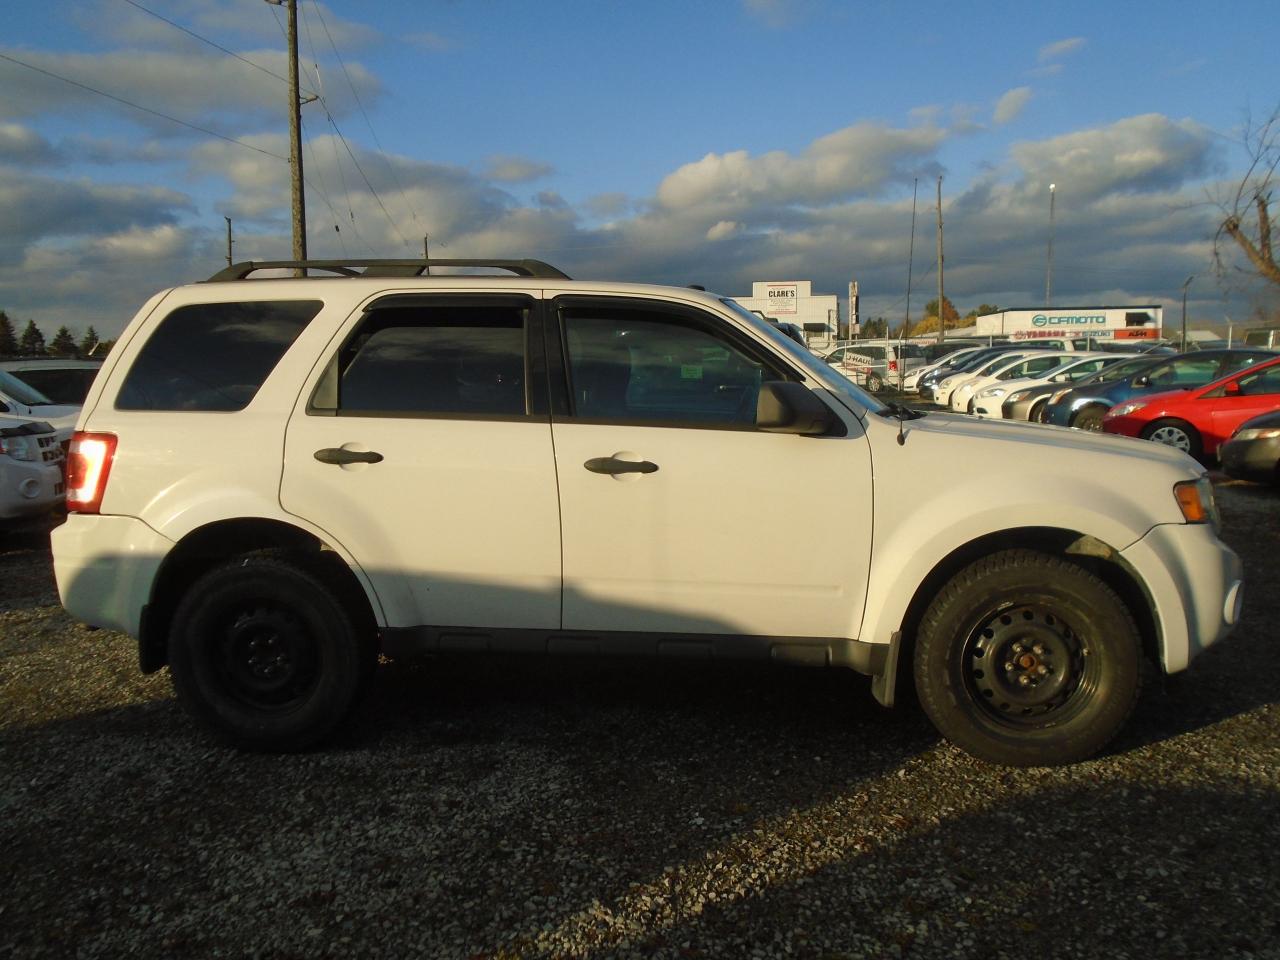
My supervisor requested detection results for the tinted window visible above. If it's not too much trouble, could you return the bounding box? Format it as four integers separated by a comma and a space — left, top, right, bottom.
562, 306, 783, 427
12, 368, 100, 404
1147, 357, 1221, 388
1237, 364, 1280, 396
117, 300, 321, 411
326, 304, 526, 416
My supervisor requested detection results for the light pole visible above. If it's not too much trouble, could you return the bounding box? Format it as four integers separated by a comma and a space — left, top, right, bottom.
1180, 275, 1194, 351
1045, 183, 1056, 307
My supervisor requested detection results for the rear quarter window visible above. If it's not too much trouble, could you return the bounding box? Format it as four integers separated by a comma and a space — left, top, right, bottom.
115, 300, 322, 411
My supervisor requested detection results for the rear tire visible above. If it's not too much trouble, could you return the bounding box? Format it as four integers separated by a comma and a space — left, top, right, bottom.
169, 552, 373, 751
913, 549, 1140, 766
866, 373, 885, 393
1141, 418, 1203, 458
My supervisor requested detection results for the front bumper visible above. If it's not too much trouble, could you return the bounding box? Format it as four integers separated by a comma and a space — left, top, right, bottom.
0, 458, 64, 520
1220, 435, 1280, 483
1120, 521, 1243, 674
51, 513, 175, 638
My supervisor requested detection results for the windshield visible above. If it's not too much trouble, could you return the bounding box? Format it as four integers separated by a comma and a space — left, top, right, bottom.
1088, 355, 1161, 384
720, 299, 886, 414
0, 369, 54, 406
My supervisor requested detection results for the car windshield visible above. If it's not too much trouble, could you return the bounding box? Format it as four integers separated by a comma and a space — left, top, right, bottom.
720, 299, 886, 414
1087, 355, 1160, 384
0, 369, 55, 406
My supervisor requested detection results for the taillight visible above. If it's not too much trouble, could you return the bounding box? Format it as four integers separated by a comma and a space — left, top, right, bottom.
889, 360, 898, 371
66, 432, 117, 514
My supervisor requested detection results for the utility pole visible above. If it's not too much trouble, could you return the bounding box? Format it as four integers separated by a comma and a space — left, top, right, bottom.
423, 234, 430, 275
1181, 275, 1194, 351
902, 178, 918, 342
266, 0, 307, 273
224, 216, 233, 267
1045, 183, 1056, 307
935, 175, 945, 345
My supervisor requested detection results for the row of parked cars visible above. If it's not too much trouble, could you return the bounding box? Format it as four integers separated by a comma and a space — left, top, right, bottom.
0, 358, 102, 526
886, 339, 1280, 485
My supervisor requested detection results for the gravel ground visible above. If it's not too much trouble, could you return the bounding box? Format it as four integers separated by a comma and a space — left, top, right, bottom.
2, 479, 1278, 960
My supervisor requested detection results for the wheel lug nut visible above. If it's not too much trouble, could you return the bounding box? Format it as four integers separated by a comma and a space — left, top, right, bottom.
1018, 675, 1031, 686
1037, 665, 1049, 676
1005, 662, 1015, 672
1033, 644, 1045, 656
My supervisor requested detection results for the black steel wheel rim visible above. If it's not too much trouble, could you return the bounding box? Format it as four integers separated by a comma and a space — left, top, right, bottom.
211, 603, 321, 711
961, 603, 1100, 728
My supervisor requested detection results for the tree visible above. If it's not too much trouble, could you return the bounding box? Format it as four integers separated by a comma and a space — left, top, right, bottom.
18, 320, 46, 357
0, 311, 16, 356
79, 326, 100, 356
50, 326, 78, 357
912, 296, 961, 335
1215, 106, 1280, 291
861, 317, 888, 338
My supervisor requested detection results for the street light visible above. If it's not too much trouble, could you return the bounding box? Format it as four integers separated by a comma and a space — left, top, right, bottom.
1180, 275, 1194, 351
1045, 183, 1056, 307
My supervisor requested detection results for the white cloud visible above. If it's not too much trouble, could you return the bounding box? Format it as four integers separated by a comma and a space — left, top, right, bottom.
485, 156, 554, 183
706, 221, 741, 241
994, 87, 1033, 125
1038, 37, 1086, 63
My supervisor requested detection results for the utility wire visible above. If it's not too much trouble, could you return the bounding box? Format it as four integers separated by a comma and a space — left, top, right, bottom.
309, 0, 423, 229
0, 51, 288, 161
116, 0, 317, 96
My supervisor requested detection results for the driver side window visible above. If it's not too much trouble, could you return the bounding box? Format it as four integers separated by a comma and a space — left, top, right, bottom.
560, 305, 784, 427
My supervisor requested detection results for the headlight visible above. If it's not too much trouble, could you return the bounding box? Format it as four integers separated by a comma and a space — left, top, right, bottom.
1110, 400, 1147, 418
1233, 426, 1280, 441
0, 435, 38, 461
1174, 477, 1221, 531
1007, 390, 1029, 403
978, 386, 1006, 399
1049, 389, 1072, 404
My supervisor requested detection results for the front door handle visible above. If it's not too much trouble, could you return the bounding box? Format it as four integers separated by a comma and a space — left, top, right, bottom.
584, 456, 658, 475
315, 447, 384, 465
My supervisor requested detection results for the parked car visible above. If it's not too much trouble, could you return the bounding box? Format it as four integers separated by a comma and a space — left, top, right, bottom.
901, 345, 989, 393
949, 352, 1079, 414
1101, 354, 1280, 458
1041, 349, 1277, 431
51, 256, 1242, 767
0, 358, 104, 405
917, 342, 1062, 401
930, 350, 1047, 408
823, 340, 922, 392
0, 368, 82, 443
978, 354, 1138, 419
0, 417, 66, 524
1022, 354, 1175, 423
1220, 410, 1280, 484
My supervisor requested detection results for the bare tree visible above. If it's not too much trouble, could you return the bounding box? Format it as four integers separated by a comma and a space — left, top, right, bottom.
1215, 106, 1280, 289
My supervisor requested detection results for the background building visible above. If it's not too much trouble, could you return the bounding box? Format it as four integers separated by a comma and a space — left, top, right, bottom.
734, 281, 840, 342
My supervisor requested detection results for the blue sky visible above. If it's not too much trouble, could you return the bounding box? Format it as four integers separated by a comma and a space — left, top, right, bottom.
1, 0, 1277, 338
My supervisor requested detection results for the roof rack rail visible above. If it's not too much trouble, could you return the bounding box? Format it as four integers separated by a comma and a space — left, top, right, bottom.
206, 259, 571, 282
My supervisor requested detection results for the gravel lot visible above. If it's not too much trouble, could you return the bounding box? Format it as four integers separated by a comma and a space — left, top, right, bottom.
2, 478, 1278, 960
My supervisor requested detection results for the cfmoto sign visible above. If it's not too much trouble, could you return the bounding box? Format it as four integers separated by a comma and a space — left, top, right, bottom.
1031, 314, 1107, 327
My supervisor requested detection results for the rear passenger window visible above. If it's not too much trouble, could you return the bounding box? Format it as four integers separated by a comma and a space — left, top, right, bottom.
116, 301, 321, 411
314, 302, 527, 417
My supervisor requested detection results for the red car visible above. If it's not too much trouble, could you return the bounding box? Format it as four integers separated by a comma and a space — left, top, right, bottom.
1101, 353, 1280, 458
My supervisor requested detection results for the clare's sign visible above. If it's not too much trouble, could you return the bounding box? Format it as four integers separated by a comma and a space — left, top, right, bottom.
766, 283, 798, 315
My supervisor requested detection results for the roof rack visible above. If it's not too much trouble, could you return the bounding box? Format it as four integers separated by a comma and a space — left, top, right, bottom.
206, 259, 571, 282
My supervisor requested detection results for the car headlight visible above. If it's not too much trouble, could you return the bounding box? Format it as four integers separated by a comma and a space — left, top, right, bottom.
1049, 389, 1072, 405
978, 386, 1006, 399
0, 435, 38, 461
1006, 390, 1029, 403
1110, 400, 1147, 418
1233, 426, 1280, 441
1174, 477, 1220, 531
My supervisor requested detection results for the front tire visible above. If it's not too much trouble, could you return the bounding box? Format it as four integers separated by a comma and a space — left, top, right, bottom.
169, 553, 373, 751
1070, 405, 1107, 431
1141, 418, 1203, 458
913, 550, 1140, 766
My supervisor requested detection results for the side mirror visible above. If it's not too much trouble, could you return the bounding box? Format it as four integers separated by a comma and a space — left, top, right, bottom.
756, 381, 837, 435
1134, 374, 1150, 387
1224, 381, 1241, 396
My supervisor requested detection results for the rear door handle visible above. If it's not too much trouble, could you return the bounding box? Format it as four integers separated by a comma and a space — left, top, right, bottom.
584, 456, 658, 475
315, 447, 384, 465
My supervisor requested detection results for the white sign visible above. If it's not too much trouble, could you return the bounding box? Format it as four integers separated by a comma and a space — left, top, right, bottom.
765, 283, 798, 315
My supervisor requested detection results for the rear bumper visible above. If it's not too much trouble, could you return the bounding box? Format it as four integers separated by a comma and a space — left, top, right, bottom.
51, 513, 174, 638
1120, 522, 1243, 674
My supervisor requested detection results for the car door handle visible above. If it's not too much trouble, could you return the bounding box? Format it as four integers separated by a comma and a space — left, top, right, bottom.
584, 456, 658, 475
314, 447, 384, 465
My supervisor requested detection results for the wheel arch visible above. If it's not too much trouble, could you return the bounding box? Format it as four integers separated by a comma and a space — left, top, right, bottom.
138, 517, 379, 673
875, 525, 1159, 707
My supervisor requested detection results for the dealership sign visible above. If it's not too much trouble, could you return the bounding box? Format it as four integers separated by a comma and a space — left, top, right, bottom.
766, 283, 799, 315
1031, 314, 1106, 326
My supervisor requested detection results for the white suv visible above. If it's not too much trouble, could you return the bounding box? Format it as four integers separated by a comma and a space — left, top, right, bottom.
52, 259, 1243, 766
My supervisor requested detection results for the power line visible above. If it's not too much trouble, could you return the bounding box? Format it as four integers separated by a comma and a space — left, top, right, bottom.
116, 0, 316, 96
0, 50, 288, 161
308, 0, 423, 228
